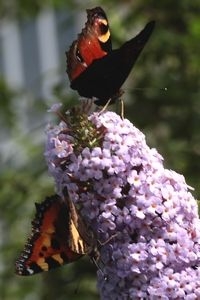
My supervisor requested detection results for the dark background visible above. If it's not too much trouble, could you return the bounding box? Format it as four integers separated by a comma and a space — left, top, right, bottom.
0, 0, 199, 299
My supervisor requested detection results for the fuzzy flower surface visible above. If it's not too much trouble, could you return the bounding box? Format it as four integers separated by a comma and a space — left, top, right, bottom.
45, 108, 200, 299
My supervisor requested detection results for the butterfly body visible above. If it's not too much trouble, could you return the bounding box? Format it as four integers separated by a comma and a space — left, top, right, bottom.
66, 7, 155, 106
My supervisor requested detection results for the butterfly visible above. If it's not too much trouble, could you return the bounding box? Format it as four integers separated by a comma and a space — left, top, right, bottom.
66, 7, 155, 106
15, 194, 97, 275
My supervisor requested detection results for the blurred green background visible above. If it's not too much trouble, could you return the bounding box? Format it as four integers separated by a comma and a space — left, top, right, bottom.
0, 0, 199, 299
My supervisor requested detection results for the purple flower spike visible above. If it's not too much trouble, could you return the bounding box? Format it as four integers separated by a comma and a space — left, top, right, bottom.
45, 107, 200, 299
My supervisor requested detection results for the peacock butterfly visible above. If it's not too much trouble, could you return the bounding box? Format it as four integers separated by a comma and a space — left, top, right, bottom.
15, 194, 97, 275
66, 7, 155, 106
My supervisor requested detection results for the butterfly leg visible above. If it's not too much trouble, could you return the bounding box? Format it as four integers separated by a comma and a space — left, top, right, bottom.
98, 98, 112, 115
89, 249, 107, 280
119, 97, 124, 119
113, 89, 124, 119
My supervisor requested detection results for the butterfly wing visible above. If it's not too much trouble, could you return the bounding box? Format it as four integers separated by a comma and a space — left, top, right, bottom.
65, 194, 93, 255
15, 195, 84, 275
66, 7, 112, 82
70, 20, 155, 105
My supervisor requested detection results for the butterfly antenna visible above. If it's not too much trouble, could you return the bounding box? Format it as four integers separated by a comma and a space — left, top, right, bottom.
91, 256, 107, 279
119, 97, 124, 119
133, 87, 168, 92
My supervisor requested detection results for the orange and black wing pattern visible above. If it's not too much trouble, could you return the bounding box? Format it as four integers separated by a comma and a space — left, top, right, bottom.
66, 6, 155, 106
15, 195, 85, 275
66, 6, 112, 82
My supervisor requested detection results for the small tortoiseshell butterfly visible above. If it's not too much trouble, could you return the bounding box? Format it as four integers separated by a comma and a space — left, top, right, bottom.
15, 194, 97, 275
66, 7, 155, 106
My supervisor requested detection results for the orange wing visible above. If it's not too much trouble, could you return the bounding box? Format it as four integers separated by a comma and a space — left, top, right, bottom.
70, 20, 155, 106
15, 195, 84, 275
66, 7, 112, 82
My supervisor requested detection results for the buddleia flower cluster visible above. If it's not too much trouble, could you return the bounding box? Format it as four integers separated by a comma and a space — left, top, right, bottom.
45, 104, 200, 299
